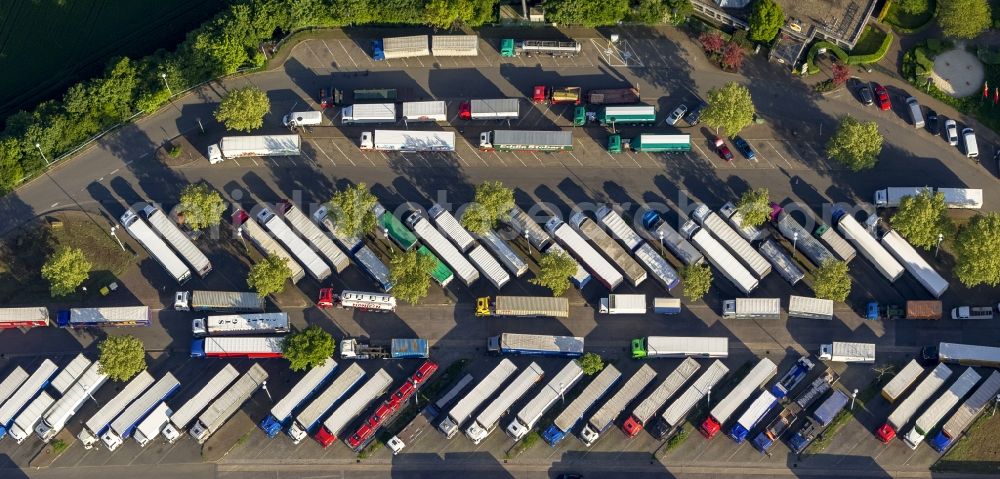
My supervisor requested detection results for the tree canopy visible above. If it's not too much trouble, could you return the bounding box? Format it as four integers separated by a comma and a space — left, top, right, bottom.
681, 264, 712, 302
955, 213, 1000, 287
214, 85, 270, 132
736, 187, 770, 228
814, 259, 851, 302
577, 352, 605, 375
460, 181, 515, 234
282, 325, 335, 371
542, 0, 630, 27
98, 335, 147, 382
41, 247, 91, 297
329, 183, 377, 239
247, 254, 292, 297
179, 183, 225, 231
389, 249, 437, 304
530, 249, 578, 296
748, 0, 785, 43
938, 0, 991, 39
702, 82, 756, 135
629, 0, 668, 24
891, 190, 954, 250
826, 116, 882, 171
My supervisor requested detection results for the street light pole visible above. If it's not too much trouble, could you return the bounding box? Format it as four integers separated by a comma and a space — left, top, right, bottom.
236, 226, 248, 253
109, 226, 126, 252
261, 380, 272, 401
161, 73, 172, 96
793, 231, 799, 252
34, 143, 50, 166
658, 231, 664, 255
851, 388, 859, 411
524, 230, 532, 257
936, 233, 944, 257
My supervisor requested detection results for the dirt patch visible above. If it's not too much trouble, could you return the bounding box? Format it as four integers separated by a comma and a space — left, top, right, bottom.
931, 47, 985, 97
157, 134, 209, 167
935, 407, 1000, 473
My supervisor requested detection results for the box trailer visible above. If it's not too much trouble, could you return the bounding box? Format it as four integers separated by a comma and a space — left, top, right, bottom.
314, 369, 392, 447
939, 342, 1000, 368
475, 296, 569, 318
0, 307, 49, 329
278, 200, 350, 273
429, 203, 476, 252
904, 367, 981, 449
468, 245, 510, 289
543, 365, 621, 446
587, 87, 640, 105
406, 211, 479, 286
257, 207, 331, 281
580, 365, 657, 446
56, 306, 151, 328
622, 358, 700, 437
401, 101, 447, 122
931, 370, 1000, 452
788, 296, 834, 321
504, 39, 582, 57
360, 130, 455, 152
546, 217, 623, 290
658, 361, 729, 435
142, 205, 212, 277
36, 360, 109, 442
729, 391, 778, 443
287, 363, 365, 444
207, 135, 301, 164
475, 230, 528, 277
595, 206, 643, 251
758, 239, 804, 286
882, 360, 926, 403
772, 208, 835, 267
641, 211, 703, 266
78, 371, 154, 449
161, 365, 240, 443
0, 361, 56, 440
260, 358, 338, 437
102, 373, 181, 451
507, 361, 584, 441
699, 358, 777, 439
48, 354, 91, 397
607, 134, 692, 153
788, 390, 850, 453
873, 186, 930, 208
633, 243, 681, 291
460, 98, 519, 120
190, 364, 267, 444
878, 363, 953, 443
480, 130, 573, 151
722, 298, 780, 320
466, 362, 544, 444
431, 35, 478, 56
8, 392, 55, 444
488, 333, 584, 357
506, 207, 552, 252
599, 294, 646, 315
174, 291, 264, 313
814, 224, 856, 263
120, 210, 192, 284
133, 402, 171, 447
681, 221, 758, 295
341, 103, 397, 124
190, 336, 284, 359
439, 359, 518, 439
906, 300, 943, 320
718, 201, 769, 242
232, 209, 305, 283
881, 230, 948, 298
597, 105, 656, 126
691, 204, 771, 279
819, 342, 875, 363
833, 210, 904, 282
372, 35, 430, 61
570, 212, 646, 287
632, 336, 728, 359
937, 187, 983, 209
654, 298, 682, 315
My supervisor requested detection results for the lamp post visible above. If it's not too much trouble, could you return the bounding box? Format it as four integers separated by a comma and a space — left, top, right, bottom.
109, 226, 125, 252
935, 233, 944, 257
160, 73, 172, 96
261, 380, 272, 401
34, 143, 50, 166
236, 226, 248, 253
658, 230, 664, 255
524, 230, 532, 257
706, 386, 711, 407
851, 388, 859, 411
793, 231, 799, 252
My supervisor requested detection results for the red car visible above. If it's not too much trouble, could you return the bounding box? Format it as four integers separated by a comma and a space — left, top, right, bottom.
713, 137, 733, 161
874, 85, 891, 111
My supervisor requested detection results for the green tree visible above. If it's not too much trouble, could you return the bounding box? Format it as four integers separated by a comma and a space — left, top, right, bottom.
826, 116, 882, 171
702, 82, 756, 135
98, 335, 147, 382
543, 0, 630, 26
814, 259, 851, 302
329, 183, 377, 238
424, 0, 462, 28
665, 0, 693, 23
891, 190, 954, 250
178, 183, 225, 231
939, 0, 991, 39
955, 213, 1000, 287
577, 352, 605, 375
681, 264, 712, 302
214, 85, 270, 132
735, 187, 770, 228
282, 325, 335, 371
389, 249, 437, 304
530, 249, 578, 296
0, 138, 24, 194
247, 254, 292, 297
748, 0, 785, 43
896, 0, 929, 14
41, 247, 91, 297
461, 181, 514, 234
630, 0, 667, 24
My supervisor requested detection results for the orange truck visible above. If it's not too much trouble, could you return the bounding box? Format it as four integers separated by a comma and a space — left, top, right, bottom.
532, 86, 581, 105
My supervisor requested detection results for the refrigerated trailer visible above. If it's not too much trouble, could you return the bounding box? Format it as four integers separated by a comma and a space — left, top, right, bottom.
162, 364, 240, 443
633, 243, 681, 291
480, 130, 573, 151
279, 201, 350, 273
191, 312, 289, 337
903, 367, 981, 449
120, 210, 191, 284
341, 103, 396, 124
407, 211, 479, 286
431, 35, 478, 56
439, 359, 518, 439
507, 361, 584, 441
833, 210, 904, 282
570, 212, 646, 287
78, 371, 154, 449
0, 307, 49, 329
287, 363, 366, 444
174, 291, 263, 312
757, 239, 804, 286
931, 370, 1000, 452
6, 360, 69, 442
881, 230, 949, 298
476, 230, 528, 277
142, 205, 211, 277
814, 224, 856, 263
133, 402, 171, 447
937, 187, 983, 209
700, 358, 777, 439
232, 209, 305, 283
882, 360, 925, 403
475, 296, 569, 318
597, 105, 657, 126
257, 207, 331, 281
939, 342, 1000, 368
8, 392, 54, 444
0, 361, 54, 439
691, 204, 771, 279
190, 337, 284, 359
460, 98, 519, 120
718, 201, 769, 242
401, 101, 448, 122
56, 306, 151, 328
190, 364, 267, 444
546, 217, 623, 290
0, 367, 29, 429
788, 296, 834, 321
580, 364, 656, 446
207, 135, 300, 164
543, 365, 621, 446
599, 294, 646, 315
730, 390, 778, 443
102, 372, 181, 451
659, 361, 729, 435
429, 203, 476, 252
372, 35, 429, 61
640, 211, 703, 266
681, 221, 758, 294
466, 362, 544, 444
622, 358, 700, 438
488, 333, 584, 357
631, 336, 729, 359
877, 363, 953, 443
48, 354, 90, 397
260, 359, 338, 437
360, 130, 455, 152
468, 245, 510, 289
722, 298, 781, 320
819, 342, 875, 363
36, 360, 109, 442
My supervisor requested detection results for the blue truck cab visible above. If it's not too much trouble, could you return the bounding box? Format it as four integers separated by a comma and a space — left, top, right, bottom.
372, 39, 385, 61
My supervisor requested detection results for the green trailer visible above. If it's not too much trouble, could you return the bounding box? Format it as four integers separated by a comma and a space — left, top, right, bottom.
419, 246, 454, 287
354, 89, 397, 102
607, 134, 690, 153
597, 105, 656, 126
500, 39, 515, 57
379, 211, 418, 251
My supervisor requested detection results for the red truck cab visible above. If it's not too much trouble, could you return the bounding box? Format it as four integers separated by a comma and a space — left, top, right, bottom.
700, 416, 722, 438
314, 426, 336, 448
317, 288, 334, 308
532, 86, 549, 104
876, 423, 896, 443
459, 101, 472, 120
621, 415, 644, 437
348, 424, 373, 450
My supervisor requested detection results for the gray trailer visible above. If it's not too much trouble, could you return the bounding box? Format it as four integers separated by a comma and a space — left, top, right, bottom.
432, 35, 478, 56
475, 230, 528, 277
815, 224, 857, 263
758, 239, 804, 286
189, 364, 267, 444
774, 210, 835, 267
279, 200, 350, 273
691, 204, 771, 279
788, 296, 834, 321
570, 212, 646, 287
640, 211, 703, 266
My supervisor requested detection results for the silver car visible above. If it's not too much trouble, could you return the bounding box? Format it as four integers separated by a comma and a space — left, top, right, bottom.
666, 104, 688, 126
945, 119, 958, 146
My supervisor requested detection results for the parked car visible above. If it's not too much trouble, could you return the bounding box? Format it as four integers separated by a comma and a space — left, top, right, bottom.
685, 103, 706, 126
714, 137, 733, 161
926, 109, 939, 135
858, 85, 873, 106
666, 104, 688, 126
945, 119, 959, 146
874, 84, 891, 111
732, 136, 757, 161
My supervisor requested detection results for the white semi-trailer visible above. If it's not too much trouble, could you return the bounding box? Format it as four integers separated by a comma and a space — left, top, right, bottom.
880, 230, 948, 298
466, 362, 544, 444
257, 207, 331, 281
429, 204, 476, 252
903, 367, 981, 449
207, 135, 301, 164
621, 358, 700, 438
595, 206, 643, 250
937, 187, 983, 209
232, 209, 305, 283
191, 312, 289, 337
507, 361, 584, 441
699, 358, 777, 439
570, 212, 646, 287
546, 217, 624, 290
691, 204, 771, 279
507, 207, 590, 288
633, 243, 681, 291
877, 363, 952, 443
279, 200, 350, 273
680, 220, 758, 294
658, 361, 729, 435
174, 290, 264, 312
819, 342, 876, 363
833, 210, 904, 282
133, 402, 171, 447
873, 186, 929, 208
341, 103, 396, 124
190, 364, 268, 444
580, 364, 657, 446
542, 365, 621, 446
142, 205, 212, 277
287, 363, 366, 444
599, 294, 646, 315
36, 360, 109, 442
939, 342, 1000, 368
432, 35, 479, 56
788, 296, 835, 321
475, 230, 528, 277
401, 101, 448, 122
631, 336, 729, 359
722, 298, 781, 320
102, 373, 181, 451
439, 359, 518, 439
406, 211, 479, 286
260, 359, 338, 437
314, 369, 392, 447
162, 364, 240, 443
78, 371, 154, 449
120, 210, 192, 284
0, 361, 56, 440
468, 245, 510, 289
360, 130, 455, 151
931, 370, 1000, 452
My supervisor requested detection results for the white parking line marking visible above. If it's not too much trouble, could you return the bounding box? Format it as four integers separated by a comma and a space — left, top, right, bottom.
468, 147, 492, 166
765, 141, 793, 167
568, 151, 584, 166
337, 41, 358, 68
321, 40, 338, 66
329, 139, 356, 167
312, 141, 336, 166
604, 151, 623, 168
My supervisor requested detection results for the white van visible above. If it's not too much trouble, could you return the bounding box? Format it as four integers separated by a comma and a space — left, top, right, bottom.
283, 110, 323, 127
905, 97, 924, 129
962, 128, 978, 158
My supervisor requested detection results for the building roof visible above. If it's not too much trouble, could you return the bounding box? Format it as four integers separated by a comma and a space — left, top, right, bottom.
775, 0, 875, 46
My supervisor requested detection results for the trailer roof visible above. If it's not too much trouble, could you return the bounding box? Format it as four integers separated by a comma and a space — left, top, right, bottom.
690, 228, 758, 293
430, 204, 475, 251
82, 371, 153, 435
553, 365, 621, 431
735, 391, 777, 428
447, 359, 518, 425
516, 361, 584, 425
709, 358, 777, 423
269, 359, 338, 422
586, 364, 656, 429
914, 367, 981, 434
110, 373, 181, 436
835, 212, 904, 280
693, 205, 770, 278
939, 342, 1000, 367
595, 206, 643, 251
881, 230, 948, 298
571, 213, 645, 286
662, 361, 729, 427
321, 369, 392, 436
634, 243, 680, 290
887, 363, 952, 428
647, 336, 729, 358
631, 358, 700, 422
942, 371, 1000, 437
882, 360, 924, 401
475, 363, 544, 428
220, 135, 301, 155
295, 363, 365, 428
500, 333, 584, 354
547, 219, 623, 289
0, 307, 49, 324
493, 130, 573, 147
168, 364, 239, 429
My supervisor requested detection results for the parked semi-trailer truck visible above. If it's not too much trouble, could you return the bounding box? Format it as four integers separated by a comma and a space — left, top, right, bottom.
814, 224, 856, 263
788, 390, 850, 453
475, 296, 570, 318
507, 207, 591, 288
406, 211, 479, 286
56, 306, 151, 328
341, 103, 396, 124
757, 240, 804, 286
640, 211, 703, 266
339, 338, 429, 360
595, 206, 679, 291
439, 359, 518, 439
372, 35, 430, 61
873, 187, 930, 208
314, 369, 392, 447
360, 130, 456, 152
190, 364, 268, 444
622, 358, 700, 438
501, 39, 582, 57
174, 291, 264, 312
78, 371, 154, 449
475, 230, 528, 277
877, 363, 953, 443
191, 312, 289, 337
232, 209, 305, 283
142, 205, 212, 277
346, 361, 438, 451
507, 361, 584, 441
656, 361, 729, 438
680, 220, 758, 294
190, 337, 284, 359
488, 333, 584, 357
401, 101, 448, 123
931, 371, 1000, 452
580, 364, 657, 446
207, 135, 301, 164
597, 105, 657, 126
691, 204, 771, 279
431, 35, 478, 56
542, 365, 621, 446
570, 212, 646, 287
722, 298, 781, 320
718, 202, 769, 242
880, 230, 949, 298
260, 359, 338, 437
599, 294, 646, 315
700, 358, 777, 439
0, 307, 49, 329
833, 210, 904, 282
939, 342, 1000, 368
770, 205, 835, 267
587, 87, 640, 105
729, 390, 778, 443
161, 365, 238, 443
459, 98, 519, 121
120, 210, 192, 284
788, 296, 835, 321
631, 336, 729, 359
882, 360, 925, 403
546, 217, 624, 290
480, 130, 573, 151
102, 373, 181, 451
287, 363, 365, 444
466, 362, 544, 444
319, 290, 396, 312
133, 402, 171, 447
257, 207, 331, 281
36, 360, 109, 442
903, 367, 981, 449
278, 200, 350, 273
819, 342, 876, 363
0, 361, 56, 440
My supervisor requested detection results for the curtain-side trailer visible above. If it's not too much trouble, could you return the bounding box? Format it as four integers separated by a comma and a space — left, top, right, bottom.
488, 333, 584, 357
691, 204, 771, 279
640, 211, 703, 266
718, 201, 769, 242
429, 203, 476, 251
546, 217, 623, 290
938, 342, 1000, 368
439, 359, 518, 439
468, 245, 510, 289
0, 361, 55, 440
460, 98, 519, 120
480, 130, 573, 151
56, 306, 151, 328
833, 210, 904, 282
580, 365, 657, 446
931, 371, 1000, 452
142, 205, 212, 277
190, 364, 268, 444
657, 361, 729, 437
341, 103, 397, 124
466, 362, 544, 444
0, 307, 49, 329
36, 361, 109, 442
232, 209, 305, 283
190, 337, 284, 359
360, 130, 455, 151
507, 361, 584, 440
120, 210, 192, 284
279, 201, 350, 273
622, 358, 700, 437
207, 135, 300, 164
372, 35, 430, 61
542, 365, 621, 446
729, 391, 778, 443
506, 207, 590, 288
475, 296, 570, 318
260, 359, 338, 437
681, 221, 758, 295
570, 212, 646, 287
882, 360, 925, 403
632, 336, 729, 359
191, 312, 290, 337
102, 373, 181, 451
903, 367, 981, 449
162, 364, 240, 443
877, 363, 953, 443
174, 291, 264, 312
257, 207, 331, 281
475, 230, 528, 277
286, 363, 365, 444
699, 358, 777, 439
722, 298, 781, 320
431, 35, 478, 56
78, 371, 154, 449
406, 211, 479, 286
314, 369, 392, 447
758, 239, 804, 286
880, 230, 949, 298
788, 296, 834, 321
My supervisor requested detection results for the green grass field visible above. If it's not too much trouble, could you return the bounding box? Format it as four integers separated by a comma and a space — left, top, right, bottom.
0, 0, 229, 118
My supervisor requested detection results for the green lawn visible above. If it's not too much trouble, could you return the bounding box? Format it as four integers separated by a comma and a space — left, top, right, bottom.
851, 26, 888, 56
0, 0, 230, 118
883, 0, 936, 30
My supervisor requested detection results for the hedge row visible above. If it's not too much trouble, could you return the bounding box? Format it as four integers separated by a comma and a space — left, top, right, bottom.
805, 29, 894, 74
